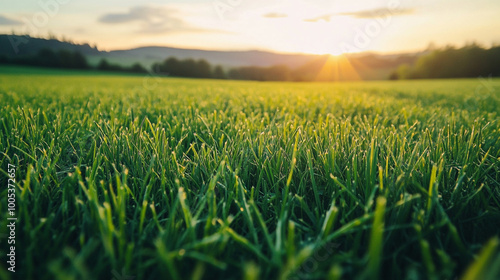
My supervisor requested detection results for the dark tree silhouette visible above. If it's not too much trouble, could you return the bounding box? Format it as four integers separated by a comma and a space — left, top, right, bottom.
391, 44, 500, 79
213, 65, 226, 79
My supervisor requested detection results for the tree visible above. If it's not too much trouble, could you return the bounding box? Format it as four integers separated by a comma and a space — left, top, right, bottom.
72, 51, 89, 69
180, 59, 196, 77
155, 57, 217, 78
129, 63, 147, 73
36, 48, 60, 68
57, 50, 72, 68
164, 57, 181, 75
196, 59, 212, 78
0, 54, 9, 64
213, 65, 226, 79
97, 58, 111, 70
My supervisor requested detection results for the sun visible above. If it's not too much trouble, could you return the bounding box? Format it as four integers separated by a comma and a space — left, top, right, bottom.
328, 49, 346, 56
304, 48, 345, 56
254, 4, 360, 56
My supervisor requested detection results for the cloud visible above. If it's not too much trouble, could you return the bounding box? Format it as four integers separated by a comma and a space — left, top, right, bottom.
339, 8, 416, 19
304, 14, 334, 23
0, 15, 22, 25
74, 28, 86, 34
263, 12, 288, 19
99, 6, 169, 24
304, 7, 416, 22
98, 6, 213, 34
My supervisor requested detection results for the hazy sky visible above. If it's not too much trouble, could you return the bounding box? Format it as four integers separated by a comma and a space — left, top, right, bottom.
1, 0, 499, 54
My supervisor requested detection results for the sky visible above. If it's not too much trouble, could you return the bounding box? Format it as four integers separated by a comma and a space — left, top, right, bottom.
1, 0, 500, 55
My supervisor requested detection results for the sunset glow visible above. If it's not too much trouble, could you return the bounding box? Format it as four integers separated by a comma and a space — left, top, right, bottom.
1, 0, 499, 54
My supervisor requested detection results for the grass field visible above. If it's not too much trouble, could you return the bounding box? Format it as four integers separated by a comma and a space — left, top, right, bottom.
1, 69, 500, 280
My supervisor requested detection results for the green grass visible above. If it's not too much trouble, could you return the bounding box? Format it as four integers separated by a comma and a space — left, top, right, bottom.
0, 70, 499, 280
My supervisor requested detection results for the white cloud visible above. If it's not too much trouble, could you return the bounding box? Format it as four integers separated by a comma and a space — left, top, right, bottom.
98, 6, 215, 34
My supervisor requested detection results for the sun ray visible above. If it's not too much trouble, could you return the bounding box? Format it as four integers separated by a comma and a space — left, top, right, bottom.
314, 55, 362, 81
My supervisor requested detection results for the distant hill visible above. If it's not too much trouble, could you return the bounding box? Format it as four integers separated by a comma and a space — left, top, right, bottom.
101, 47, 321, 69
0, 34, 422, 80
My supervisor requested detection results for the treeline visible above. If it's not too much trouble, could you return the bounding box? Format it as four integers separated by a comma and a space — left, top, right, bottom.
97, 59, 147, 73
151, 57, 308, 81
0, 48, 89, 69
0, 47, 150, 73
152, 57, 297, 81
228, 65, 291, 81
152, 57, 225, 79
391, 44, 500, 79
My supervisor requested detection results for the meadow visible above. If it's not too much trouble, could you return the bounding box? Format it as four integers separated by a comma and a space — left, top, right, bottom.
0, 67, 499, 280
